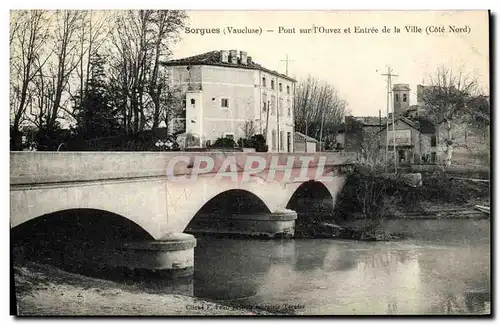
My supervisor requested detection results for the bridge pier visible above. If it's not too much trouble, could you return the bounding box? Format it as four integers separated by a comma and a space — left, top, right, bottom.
186, 209, 298, 238
91, 233, 197, 278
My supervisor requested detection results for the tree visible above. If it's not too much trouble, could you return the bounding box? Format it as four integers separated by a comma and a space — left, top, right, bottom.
75, 10, 111, 108
73, 53, 120, 141
24, 10, 87, 150
46, 10, 86, 131
241, 120, 257, 139
420, 67, 479, 166
10, 10, 52, 150
10, 10, 187, 151
237, 121, 268, 151
147, 10, 187, 130
294, 76, 349, 150
108, 10, 187, 135
465, 94, 490, 133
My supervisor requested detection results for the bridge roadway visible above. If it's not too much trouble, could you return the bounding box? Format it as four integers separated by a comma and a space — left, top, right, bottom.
10, 151, 356, 277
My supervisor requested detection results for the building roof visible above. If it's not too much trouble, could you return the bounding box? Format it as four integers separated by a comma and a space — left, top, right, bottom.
378, 116, 416, 131
393, 83, 411, 91
162, 50, 296, 82
378, 115, 436, 134
294, 132, 319, 143
348, 116, 388, 126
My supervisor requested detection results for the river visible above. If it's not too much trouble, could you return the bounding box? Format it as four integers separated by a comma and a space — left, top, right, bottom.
14, 218, 490, 315
192, 219, 490, 315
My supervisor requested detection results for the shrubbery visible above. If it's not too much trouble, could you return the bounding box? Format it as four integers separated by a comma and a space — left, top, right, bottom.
237, 134, 268, 152
334, 167, 401, 226
334, 164, 490, 226
211, 137, 237, 148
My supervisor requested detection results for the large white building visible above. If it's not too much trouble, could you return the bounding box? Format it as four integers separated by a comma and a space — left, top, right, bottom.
163, 49, 296, 152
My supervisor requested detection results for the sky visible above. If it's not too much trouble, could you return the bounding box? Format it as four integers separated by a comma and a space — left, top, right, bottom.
170, 10, 490, 117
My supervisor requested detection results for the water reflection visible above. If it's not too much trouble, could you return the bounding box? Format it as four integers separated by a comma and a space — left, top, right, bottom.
193, 219, 490, 315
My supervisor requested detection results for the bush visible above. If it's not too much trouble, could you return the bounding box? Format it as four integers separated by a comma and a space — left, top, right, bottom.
237, 134, 268, 152
335, 164, 490, 225
211, 137, 236, 148
334, 168, 400, 227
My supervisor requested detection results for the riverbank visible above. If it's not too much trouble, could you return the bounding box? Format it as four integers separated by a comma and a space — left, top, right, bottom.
13, 261, 275, 316
295, 204, 489, 241
297, 169, 490, 241
13, 218, 490, 316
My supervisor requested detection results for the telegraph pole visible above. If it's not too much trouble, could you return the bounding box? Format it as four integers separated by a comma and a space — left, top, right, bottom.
280, 54, 294, 76
319, 107, 325, 152
381, 66, 398, 172
305, 109, 308, 153
277, 79, 280, 153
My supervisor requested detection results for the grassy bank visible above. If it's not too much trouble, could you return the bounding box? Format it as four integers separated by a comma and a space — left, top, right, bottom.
13, 261, 274, 316
301, 166, 490, 240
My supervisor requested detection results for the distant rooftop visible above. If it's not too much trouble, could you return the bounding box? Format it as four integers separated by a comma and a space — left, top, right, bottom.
393, 83, 411, 91
295, 131, 319, 143
350, 116, 388, 126
162, 50, 296, 82
379, 115, 436, 134
348, 114, 435, 134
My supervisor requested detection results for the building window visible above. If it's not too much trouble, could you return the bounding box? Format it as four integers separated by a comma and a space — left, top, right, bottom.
395, 94, 399, 102
287, 105, 291, 117
431, 152, 437, 163
271, 130, 276, 150
403, 94, 407, 102
263, 101, 267, 112
279, 83, 283, 92
287, 132, 292, 152
287, 85, 290, 94
190, 98, 195, 105
279, 99, 283, 116
221, 98, 229, 108
280, 131, 285, 151
431, 135, 437, 147
271, 95, 276, 115
262, 77, 266, 87
271, 80, 275, 90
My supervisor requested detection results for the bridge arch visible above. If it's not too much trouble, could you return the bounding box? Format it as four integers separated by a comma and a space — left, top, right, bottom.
11, 208, 155, 271
165, 175, 280, 232
285, 180, 337, 231
11, 208, 154, 240
184, 189, 272, 232
10, 178, 170, 239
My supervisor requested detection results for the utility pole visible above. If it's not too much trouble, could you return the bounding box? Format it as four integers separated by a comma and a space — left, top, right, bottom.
304, 107, 308, 153
265, 100, 270, 142
379, 110, 382, 133
381, 66, 398, 172
277, 88, 280, 153
280, 54, 294, 76
319, 107, 325, 152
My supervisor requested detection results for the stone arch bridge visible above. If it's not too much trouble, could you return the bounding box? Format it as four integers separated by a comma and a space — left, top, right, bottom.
11, 152, 355, 277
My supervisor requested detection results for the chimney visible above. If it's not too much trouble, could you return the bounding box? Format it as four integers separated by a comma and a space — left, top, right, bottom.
247, 56, 252, 65
220, 50, 229, 63
229, 49, 238, 64
240, 51, 247, 65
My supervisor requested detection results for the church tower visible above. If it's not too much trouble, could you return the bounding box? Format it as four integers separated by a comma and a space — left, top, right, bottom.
393, 84, 410, 116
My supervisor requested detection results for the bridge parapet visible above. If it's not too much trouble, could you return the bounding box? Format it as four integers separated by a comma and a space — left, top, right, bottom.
10, 151, 356, 185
